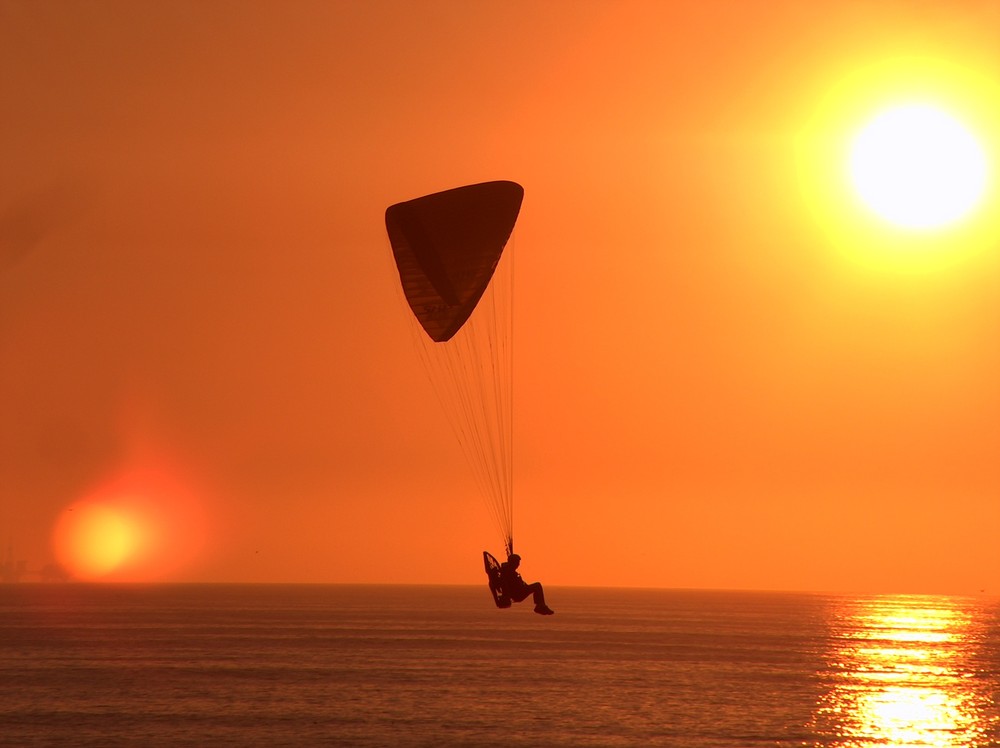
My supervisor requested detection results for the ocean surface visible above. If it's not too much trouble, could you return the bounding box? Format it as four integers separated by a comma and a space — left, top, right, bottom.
2, 585, 1000, 747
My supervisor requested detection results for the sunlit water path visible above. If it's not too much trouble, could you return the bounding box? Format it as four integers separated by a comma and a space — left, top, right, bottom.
812, 595, 1000, 746
1, 585, 998, 746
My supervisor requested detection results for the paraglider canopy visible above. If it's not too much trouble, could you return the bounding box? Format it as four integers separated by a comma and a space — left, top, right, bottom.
385, 180, 523, 342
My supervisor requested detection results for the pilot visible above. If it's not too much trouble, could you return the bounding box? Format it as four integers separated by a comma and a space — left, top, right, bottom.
498, 554, 554, 615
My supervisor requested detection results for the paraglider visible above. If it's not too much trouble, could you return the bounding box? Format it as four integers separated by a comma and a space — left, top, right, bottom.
483, 551, 553, 615
386, 181, 552, 614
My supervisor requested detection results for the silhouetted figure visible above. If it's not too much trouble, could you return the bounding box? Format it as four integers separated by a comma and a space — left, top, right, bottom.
499, 554, 554, 615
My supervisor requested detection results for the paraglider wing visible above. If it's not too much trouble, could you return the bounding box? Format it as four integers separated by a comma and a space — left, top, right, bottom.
385, 180, 522, 560
386, 181, 523, 342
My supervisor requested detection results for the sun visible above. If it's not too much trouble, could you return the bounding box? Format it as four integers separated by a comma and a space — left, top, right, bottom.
796, 55, 1000, 273
53, 502, 146, 580
848, 103, 988, 230
50, 460, 209, 581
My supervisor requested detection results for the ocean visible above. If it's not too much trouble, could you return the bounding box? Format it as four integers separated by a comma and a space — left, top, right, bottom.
2, 585, 999, 747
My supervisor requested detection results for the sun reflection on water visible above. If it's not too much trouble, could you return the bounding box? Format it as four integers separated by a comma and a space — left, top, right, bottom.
812, 596, 998, 747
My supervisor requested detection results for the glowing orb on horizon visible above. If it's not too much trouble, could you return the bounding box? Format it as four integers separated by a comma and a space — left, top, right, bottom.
53, 502, 145, 580
51, 463, 208, 581
848, 103, 988, 230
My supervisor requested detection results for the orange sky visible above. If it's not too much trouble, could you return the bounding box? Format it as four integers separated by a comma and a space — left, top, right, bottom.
2, 1, 999, 593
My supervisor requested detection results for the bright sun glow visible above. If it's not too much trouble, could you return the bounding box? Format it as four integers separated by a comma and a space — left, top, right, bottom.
53, 502, 145, 580
849, 103, 988, 230
51, 459, 208, 581
797, 55, 1000, 273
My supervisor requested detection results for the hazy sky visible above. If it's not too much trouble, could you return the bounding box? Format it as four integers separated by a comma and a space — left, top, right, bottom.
3, 0, 1000, 592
